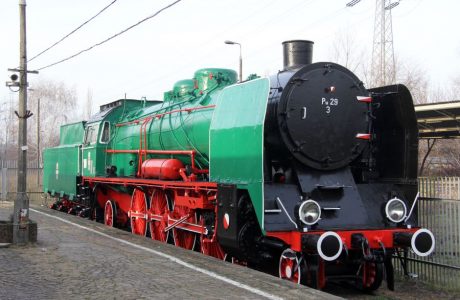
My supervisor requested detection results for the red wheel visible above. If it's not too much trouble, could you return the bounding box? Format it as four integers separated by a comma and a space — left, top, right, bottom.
199, 215, 225, 260
130, 189, 148, 236
362, 261, 383, 291
279, 248, 302, 284
104, 200, 116, 227
148, 189, 170, 242
170, 198, 197, 250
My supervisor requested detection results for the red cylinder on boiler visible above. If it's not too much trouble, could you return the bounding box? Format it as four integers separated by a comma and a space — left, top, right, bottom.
141, 158, 184, 180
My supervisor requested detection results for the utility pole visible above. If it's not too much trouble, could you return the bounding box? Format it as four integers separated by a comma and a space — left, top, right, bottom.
14, 0, 31, 244
5, 0, 38, 244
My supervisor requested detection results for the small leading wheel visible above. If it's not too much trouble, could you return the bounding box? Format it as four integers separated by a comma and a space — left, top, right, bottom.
199, 215, 225, 260
279, 248, 302, 284
170, 198, 197, 250
130, 189, 148, 236
361, 261, 384, 291
104, 200, 116, 227
148, 189, 170, 242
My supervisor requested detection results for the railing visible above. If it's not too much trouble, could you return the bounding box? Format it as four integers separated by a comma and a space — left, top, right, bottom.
394, 177, 460, 291
419, 177, 460, 200
0, 160, 43, 203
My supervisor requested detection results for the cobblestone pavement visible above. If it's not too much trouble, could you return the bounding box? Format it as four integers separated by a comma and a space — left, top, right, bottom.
0, 202, 338, 300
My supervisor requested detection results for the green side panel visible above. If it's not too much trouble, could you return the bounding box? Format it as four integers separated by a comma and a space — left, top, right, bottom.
209, 78, 270, 228
43, 145, 80, 199
59, 122, 85, 145
82, 147, 103, 177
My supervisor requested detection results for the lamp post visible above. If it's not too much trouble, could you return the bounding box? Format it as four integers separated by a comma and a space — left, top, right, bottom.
224, 40, 242, 82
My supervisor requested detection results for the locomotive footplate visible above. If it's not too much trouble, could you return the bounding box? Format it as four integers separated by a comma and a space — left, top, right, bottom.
266, 227, 435, 259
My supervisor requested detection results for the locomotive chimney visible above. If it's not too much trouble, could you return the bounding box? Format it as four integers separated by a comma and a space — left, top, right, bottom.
282, 40, 314, 70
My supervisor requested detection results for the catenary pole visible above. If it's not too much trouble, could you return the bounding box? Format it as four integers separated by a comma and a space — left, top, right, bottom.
13, 0, 30, 244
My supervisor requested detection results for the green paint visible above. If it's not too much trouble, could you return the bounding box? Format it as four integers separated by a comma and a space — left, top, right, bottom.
43, 99, 159, 197
172, 79, 195, 101
194, 68, 237, 93
209, 78, 270, 228
59, 121, 85, 145
43, 122, 85, 197
111, 68, 237, 168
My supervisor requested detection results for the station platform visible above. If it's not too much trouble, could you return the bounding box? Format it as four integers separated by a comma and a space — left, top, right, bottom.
0, 202, 340, 299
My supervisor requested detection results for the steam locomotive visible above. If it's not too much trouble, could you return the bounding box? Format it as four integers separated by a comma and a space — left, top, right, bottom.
44, 40, 435, 291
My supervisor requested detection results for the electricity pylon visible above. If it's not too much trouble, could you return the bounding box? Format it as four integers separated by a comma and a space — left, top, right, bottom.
370, 0, 399, 87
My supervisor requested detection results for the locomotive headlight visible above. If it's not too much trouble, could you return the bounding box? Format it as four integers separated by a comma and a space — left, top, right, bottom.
299, 200, 321, 225
385, 197, 407, 223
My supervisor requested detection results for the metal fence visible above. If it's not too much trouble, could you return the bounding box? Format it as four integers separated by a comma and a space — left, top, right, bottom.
419, 177, 460, 200
0, 160, 43, 203
394, 177, 460, 291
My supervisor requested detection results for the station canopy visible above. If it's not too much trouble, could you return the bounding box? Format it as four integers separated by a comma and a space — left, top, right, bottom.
415, 100, 460, 139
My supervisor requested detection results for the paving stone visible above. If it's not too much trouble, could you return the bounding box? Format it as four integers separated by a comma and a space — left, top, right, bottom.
0, 203, 340, 300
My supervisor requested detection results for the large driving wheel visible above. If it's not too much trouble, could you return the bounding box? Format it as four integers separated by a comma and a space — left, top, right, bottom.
130, 189, 148, 236
170, 197, 197, 250
199, 215, 225, 260
148, 189, 170, 242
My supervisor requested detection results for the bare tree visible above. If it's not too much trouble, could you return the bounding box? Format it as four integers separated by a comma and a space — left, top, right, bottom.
453, 75, 460, 95
27, 79, 79, 161
419, 139, 437, 176
330, 30, 368, 74
0, 96, 17, 161
418, 76, 460, 176
394, 57, 429, 104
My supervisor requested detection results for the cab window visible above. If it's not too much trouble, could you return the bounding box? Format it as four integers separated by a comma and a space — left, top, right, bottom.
100, 122, 110, 144
84, 124, 99, 145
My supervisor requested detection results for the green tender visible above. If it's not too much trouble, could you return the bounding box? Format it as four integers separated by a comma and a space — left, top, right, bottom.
43, 121, 85, 199
209, 78, 270, 228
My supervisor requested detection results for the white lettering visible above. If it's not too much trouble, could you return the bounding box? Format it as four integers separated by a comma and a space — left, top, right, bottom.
321, 97, 339, 114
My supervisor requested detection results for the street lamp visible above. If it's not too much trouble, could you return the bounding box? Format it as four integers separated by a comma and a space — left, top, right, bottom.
224, 40, 242, 82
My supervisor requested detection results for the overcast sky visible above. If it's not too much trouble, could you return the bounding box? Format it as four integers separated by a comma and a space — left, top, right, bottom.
1, 0, 459, 113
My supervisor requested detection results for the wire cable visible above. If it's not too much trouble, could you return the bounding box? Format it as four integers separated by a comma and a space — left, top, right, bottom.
36, 0, 183, 71
28, 0, 119, 63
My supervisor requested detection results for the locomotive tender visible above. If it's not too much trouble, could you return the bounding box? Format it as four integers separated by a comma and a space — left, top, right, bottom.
44, 40, 435, 291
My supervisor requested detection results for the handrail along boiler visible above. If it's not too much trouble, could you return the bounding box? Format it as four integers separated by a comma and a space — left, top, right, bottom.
43, 40, 435, 291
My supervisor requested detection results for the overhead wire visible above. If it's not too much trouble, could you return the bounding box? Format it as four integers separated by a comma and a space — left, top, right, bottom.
35, 0, 183, 71
102, 0, 322, 101
28, 0, 119, 63
58, 0, 314, 101
93, 0, 281, 99
40, 0, 364, 102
